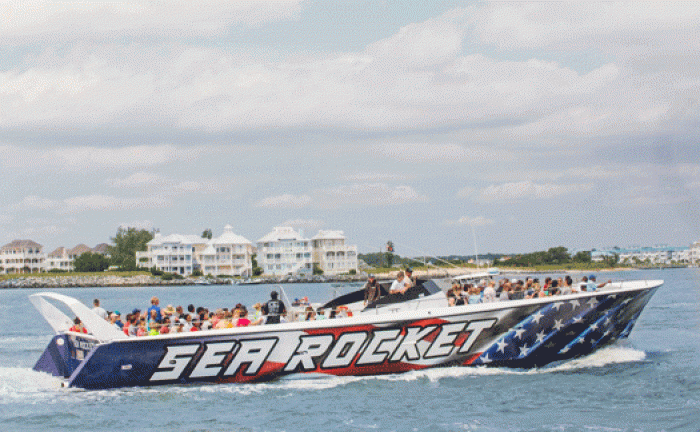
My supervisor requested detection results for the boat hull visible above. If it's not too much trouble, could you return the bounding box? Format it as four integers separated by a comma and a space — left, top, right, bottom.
34, 281, 660, 390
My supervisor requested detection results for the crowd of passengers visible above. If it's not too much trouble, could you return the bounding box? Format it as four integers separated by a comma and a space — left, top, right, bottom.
444, 274, 611, 306
67, 272, 612, 335
69, 291, 349, 336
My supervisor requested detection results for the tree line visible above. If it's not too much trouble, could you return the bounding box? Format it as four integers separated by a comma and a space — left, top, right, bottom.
493, 246, 620, 268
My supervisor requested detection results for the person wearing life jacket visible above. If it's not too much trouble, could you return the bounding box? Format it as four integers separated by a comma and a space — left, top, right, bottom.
261, 291, 287, 324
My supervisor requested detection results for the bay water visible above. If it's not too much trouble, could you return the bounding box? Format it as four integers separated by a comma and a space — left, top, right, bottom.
1, 269, 699, 431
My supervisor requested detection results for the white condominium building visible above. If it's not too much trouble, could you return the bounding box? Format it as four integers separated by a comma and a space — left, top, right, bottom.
199, 225, 254, 277
136, 225, 254, 277
256, 227, 359, 276
137, 233, 201, 276
311, 230, 358, 276
0, 239, 45, 274
257, 227, 313, 276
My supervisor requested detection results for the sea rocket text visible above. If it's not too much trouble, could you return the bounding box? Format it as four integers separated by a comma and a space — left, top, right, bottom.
150, 319, 497, 382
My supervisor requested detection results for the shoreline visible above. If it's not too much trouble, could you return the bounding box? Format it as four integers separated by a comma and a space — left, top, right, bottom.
0, 265, 684, 289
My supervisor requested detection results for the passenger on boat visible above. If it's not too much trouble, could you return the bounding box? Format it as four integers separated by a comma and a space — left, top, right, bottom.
109, 313, 120, 331
482, 281, 498, 303
389, 271, 409, 295
548, 280, 560, 296
447, 281, 465, 306
236, 307, 251, 327
159, 317, 170, 334
304, 306, 316, 321
261, 291, 287, 324
92, 299, 108, 320
543, 277, 552, 292
216, 311, 232, 329
404, 268, 414, 290
499, 283, 511, 301
587, 275, 610, 291
112, 311, 123, 329
468, 285, 482, 304
137, 321, 148, 337
251, 303, 262, 321
148, 322, 160, 336
364, 274, 381, 305
183, 314, 193, 330
69, 317, 88, 334
148, 297, 162, 322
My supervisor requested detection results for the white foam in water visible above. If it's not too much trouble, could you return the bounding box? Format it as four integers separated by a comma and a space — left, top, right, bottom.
545, 345, 646, 372
0, 367, 63, 403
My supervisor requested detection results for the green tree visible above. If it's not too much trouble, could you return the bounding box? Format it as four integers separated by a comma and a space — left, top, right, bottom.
313, 263, 324, 275
603, 253, 620, 268
546, 246, 570, 264
202, 228, 213, 239
573, 251, 592, 263
108, 227, 154, 270
73, 252, 110, 272
251, 254, 263, 276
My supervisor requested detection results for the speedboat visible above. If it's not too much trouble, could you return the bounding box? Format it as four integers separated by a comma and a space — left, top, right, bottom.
30, 277, 661, 390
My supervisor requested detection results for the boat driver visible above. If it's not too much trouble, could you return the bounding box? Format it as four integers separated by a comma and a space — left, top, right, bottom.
364, 274, 381, 305
261, 291, 287, 324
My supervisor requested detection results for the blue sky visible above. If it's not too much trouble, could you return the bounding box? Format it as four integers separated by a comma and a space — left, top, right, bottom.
1, 1, 699, 256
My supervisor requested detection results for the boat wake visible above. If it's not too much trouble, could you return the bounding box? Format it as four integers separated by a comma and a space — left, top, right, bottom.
0, 367, 63, 403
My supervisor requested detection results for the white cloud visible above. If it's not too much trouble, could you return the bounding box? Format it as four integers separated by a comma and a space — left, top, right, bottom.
253, 183, 428, 210
0, 1, 303, 42
475, 181, 592, 202
62, 194, 169, 213
368, 143, 514, 164
468, 3, 700, 53
445, 216, 495, 227
254, 194, 312, 209
341, 172, 410, 182
281, 219, 324, 231
1, 144, 208, 172
118, 220, 154, 230
0, 3, 697, 143
13, 195, 60, 211
316, 183, 428, 208
107, 172, 222, 194
13, 194, 170, 214
7, 217, 76, 240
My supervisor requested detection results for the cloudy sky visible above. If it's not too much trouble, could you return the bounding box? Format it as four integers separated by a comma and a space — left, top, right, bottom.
1, 1, 699, 256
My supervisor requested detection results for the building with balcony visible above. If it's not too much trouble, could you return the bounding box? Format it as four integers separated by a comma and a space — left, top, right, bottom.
256, 227, 313, 276
137, 233, 202, 276
0, 239, 46, 274
198, 225, 254, 277
136, 225, 253, 277
46, 247, 72, 271
311, 230, 358, 275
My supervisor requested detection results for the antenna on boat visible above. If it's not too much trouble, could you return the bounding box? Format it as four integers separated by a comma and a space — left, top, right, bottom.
277, 285, 293, 310
470, 223, 480, 270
